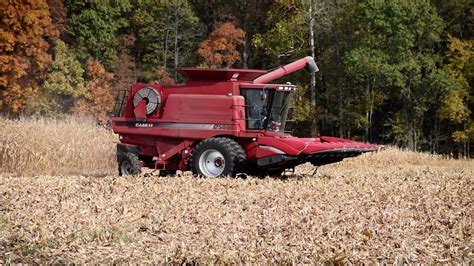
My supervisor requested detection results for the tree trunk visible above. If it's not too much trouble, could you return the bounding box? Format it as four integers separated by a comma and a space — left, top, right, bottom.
339, 105, 343, 138
368, 78, 375, 142
173, 4, 179, 80
300, 0, 318, 135
164, 30, 169, 68
365, 79, 370, 142
241, 0, 250, 69
242, 38, 249, 69
309, 0, 316, 110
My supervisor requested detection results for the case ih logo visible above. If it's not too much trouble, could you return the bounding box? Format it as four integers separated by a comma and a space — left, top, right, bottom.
135, 122, 153, 128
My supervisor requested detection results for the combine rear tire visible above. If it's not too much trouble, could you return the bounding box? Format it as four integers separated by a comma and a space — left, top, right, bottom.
118, 152, 141, 176
191, 137, 246, 177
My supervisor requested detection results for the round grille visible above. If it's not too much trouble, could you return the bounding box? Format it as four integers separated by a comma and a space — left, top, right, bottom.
132, 87, 161, 115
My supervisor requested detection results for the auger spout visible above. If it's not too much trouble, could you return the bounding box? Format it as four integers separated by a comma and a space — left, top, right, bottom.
253, 56, 318, 84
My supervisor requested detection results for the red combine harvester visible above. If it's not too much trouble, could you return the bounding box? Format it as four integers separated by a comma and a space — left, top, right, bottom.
112, 56, 377, 177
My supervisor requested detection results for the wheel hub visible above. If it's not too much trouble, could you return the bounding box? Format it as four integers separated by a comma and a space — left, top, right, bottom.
199, 149, 225, 177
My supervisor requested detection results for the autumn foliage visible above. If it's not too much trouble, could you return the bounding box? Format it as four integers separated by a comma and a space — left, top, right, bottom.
155, 67, 175, 85
0, 0, 57, 116
198, 22, 245, 67
74, 61, 114, 123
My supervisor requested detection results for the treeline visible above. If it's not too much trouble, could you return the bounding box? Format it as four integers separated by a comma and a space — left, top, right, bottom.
0, 0, 472, 156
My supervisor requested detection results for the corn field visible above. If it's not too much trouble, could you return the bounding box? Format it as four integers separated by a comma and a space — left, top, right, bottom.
0, 118, 472, 263
0, 117, 116, 176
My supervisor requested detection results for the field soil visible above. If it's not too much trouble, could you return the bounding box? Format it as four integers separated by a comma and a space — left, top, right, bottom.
0, 118, 472, 263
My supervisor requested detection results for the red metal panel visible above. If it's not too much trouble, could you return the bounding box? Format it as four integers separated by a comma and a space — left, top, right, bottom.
178, 94, 235, 122
177, 68, 266, 81
256, 136, 303, 155
161, 95, 181, 121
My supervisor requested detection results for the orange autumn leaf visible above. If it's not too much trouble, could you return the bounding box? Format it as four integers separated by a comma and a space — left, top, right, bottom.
0, 0, 58, 117
74, 60, 114, 124
197, 22, 245, 68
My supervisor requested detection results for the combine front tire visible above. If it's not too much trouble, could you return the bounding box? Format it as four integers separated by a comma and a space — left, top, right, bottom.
118, 152, 141, 176
191, 137, 246, 177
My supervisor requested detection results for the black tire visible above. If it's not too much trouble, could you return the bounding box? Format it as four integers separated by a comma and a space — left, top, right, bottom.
190, 137, 246, 177
159, 169, 177, 177
118, 152, 141, 176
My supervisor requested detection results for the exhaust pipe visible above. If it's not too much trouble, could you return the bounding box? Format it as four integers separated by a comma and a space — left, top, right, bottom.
253, 56, 319, 84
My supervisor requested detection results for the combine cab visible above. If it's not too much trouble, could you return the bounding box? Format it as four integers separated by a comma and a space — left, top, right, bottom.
112, 56, 378, 177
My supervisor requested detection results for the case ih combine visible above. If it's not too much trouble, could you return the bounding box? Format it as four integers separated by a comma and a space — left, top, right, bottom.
112, 56, 377, 177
